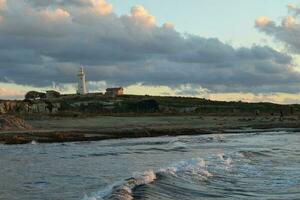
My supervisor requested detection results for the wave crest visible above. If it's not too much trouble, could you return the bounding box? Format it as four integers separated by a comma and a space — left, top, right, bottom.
83, 157, 215, 200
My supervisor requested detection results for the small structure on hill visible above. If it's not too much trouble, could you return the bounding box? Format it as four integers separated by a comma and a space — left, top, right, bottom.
46, 90, 60, 99
105, 87, 124, 97
77, 66, 87, 95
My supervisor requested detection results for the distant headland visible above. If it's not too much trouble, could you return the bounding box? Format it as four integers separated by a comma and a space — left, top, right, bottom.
1, 67, 300, 145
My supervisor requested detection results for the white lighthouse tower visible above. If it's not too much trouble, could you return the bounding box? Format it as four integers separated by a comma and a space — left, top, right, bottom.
77, 66, 87, 95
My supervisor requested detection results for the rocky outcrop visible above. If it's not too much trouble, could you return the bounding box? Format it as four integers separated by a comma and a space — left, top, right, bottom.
0, 101, 18, 114
31, 102, 61, 113
0, 115, 32, 131
4, 135, 31, 144
0, 127, 216, 145
0, 101, 29, 114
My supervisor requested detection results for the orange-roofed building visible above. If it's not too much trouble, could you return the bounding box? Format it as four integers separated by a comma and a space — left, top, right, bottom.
105, 87, 124, 97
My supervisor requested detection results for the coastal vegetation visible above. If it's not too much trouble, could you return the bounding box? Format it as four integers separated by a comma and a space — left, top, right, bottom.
1, 94, 300, 145
1, 94, 299, 117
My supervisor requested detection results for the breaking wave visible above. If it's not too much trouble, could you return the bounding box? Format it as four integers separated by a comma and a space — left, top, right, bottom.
83, 156, 221, 200
2, 131, 299, 200
81, 132, 300, 200
82, 170, 157, 200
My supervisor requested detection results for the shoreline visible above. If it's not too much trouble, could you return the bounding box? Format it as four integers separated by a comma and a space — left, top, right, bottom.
0, 127, 217, 144
1, 115, 300, 144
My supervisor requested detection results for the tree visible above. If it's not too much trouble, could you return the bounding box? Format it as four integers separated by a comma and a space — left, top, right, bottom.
25, 91, 45, 100
136, 99, 159, 112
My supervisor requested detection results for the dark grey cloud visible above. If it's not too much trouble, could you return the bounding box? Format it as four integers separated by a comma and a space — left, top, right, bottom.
0, 0, 299, 93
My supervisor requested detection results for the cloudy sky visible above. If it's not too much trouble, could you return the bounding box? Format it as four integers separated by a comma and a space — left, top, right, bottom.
1, 0, 300, 103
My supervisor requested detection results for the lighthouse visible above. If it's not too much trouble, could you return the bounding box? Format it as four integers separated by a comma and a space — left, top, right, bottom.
77, 66, 87, 95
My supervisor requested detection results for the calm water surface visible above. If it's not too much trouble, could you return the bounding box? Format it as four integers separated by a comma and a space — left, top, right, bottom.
0, 130, 299, 200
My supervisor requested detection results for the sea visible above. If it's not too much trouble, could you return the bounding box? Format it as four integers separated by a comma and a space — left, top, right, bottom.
0, 129, 299, 200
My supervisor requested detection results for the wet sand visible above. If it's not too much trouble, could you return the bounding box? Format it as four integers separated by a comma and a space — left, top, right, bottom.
1, 115, 300, 144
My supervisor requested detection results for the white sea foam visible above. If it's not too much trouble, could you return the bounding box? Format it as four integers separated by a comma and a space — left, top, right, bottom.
82, 194, 101, 200
197, 158, 207, 168
218, 153, 234, 170
213, 134, 225, 142
110, 170, 156, 200
84, 158, 214, 200
82, 180, 123, 200
134, 170, 157, 185
217, 153, 225, 160
202, 170, 213, 177
224, 157, 233, 166
172, 141, 187, 148
111, 185, 133, 200
159, 158, 213, 180
83, 170, 157, 200
31, 140, 38, 145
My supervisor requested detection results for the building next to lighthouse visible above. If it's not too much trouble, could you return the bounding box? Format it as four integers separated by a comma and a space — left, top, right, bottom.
77, 66, 87, 95
23, 66, 126, 110
105, 87, 124, 97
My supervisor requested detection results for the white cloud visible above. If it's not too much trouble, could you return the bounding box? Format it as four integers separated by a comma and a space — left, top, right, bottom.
282, 16, 296, 28
255, 16, 272, 27
288, 3, 297, 10
38, 8, 70, 21
89, 0, 112, 16
163, 22, 174, 29
0, 0, 6, 10
287, 3, 300, 16
130, 5, 156, 26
